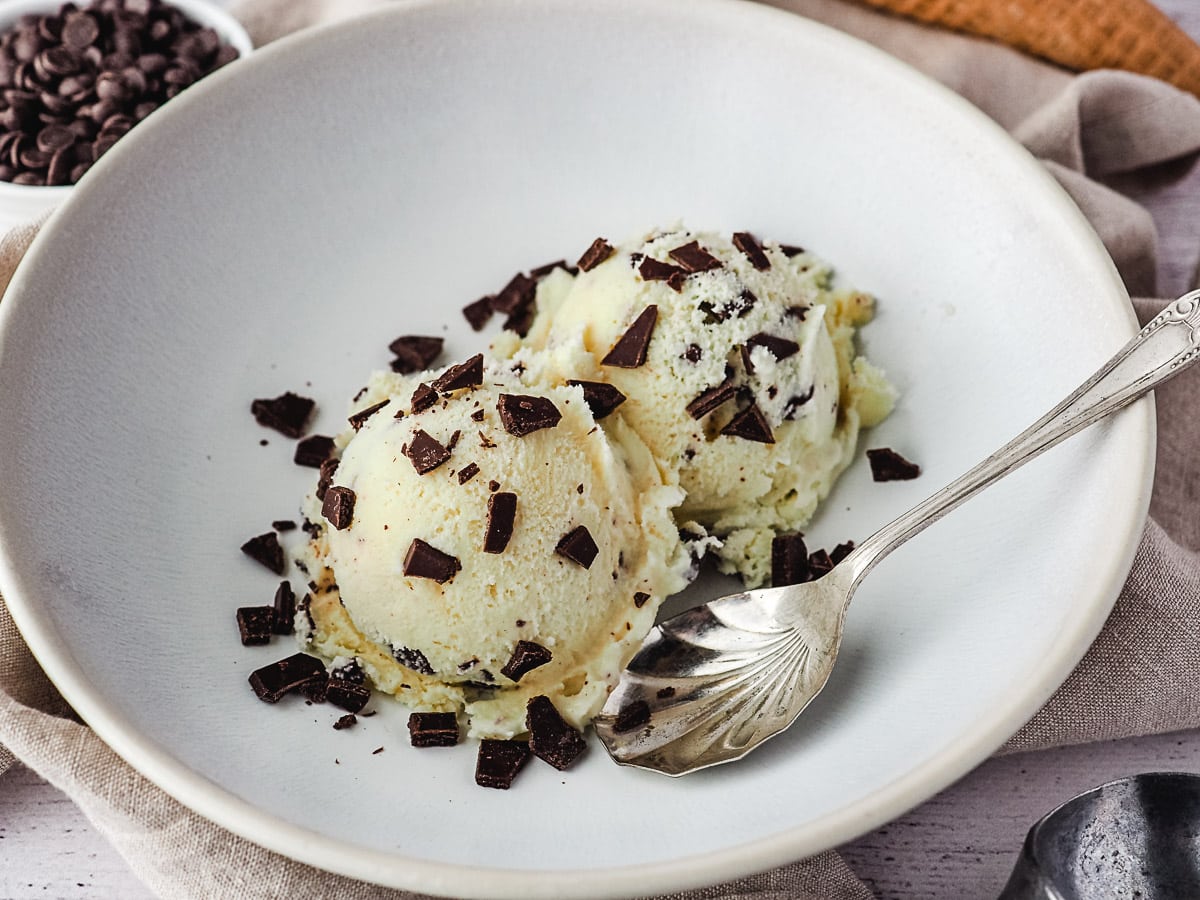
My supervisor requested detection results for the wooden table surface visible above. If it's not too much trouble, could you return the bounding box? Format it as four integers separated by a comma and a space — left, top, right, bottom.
4, 2, 1200, 898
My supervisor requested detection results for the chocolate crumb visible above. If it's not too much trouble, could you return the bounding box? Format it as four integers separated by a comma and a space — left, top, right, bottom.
388, 335, 444, 374
830, 541, 856, 565
686, 378, 737, 420
316, 458, 339, 502
489, 480, 501, 492
431, 354, 484, 393
373, 746, 385, 754
633, 591, 650, 608
408, 711, 459, 747
577, 237, 615, 272
867, 448, 922, 482
333, 714, 357, 730
475, 739, 531, 789
613, 699, 651, 733
601, 305, 657, 368
746, 332, 800, 362
458, 462, 480, 484
349, 399, 390, 432
526, 695, 586, 770
497, 394, 562, 436
241, 532, 285, 575
772, 533, 809, 587
463, 295, 495, 331
683, 343, 703, 363
500, 640, 552, 681
327, 679, 371, 713
393, 645, 436, 675
668, 240, 723, 273
272, 581, 296, 635
248, 653, 325, 703
408, 429, 452, 475
732, 232, 771, 270
403, 539, 460, 583
236, 607, 273, 645
272, 520, 297, 532
322, 485, 356, 530
720, 403, 775, 443
484, 492, 518, 554
411, 382, 438, 413
251, 392, 314, 438
555, 525, 598, 569
808, 548, 834, 580
567, 380, 627, 420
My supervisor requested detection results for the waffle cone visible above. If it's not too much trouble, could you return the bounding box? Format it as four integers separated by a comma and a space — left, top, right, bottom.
852, 0, 1200, 98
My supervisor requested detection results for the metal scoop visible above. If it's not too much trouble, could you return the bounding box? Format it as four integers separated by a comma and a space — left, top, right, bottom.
594, 291, 1200, 776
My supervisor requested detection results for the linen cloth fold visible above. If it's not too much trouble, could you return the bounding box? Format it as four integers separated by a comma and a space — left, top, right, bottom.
2, 1, 1200, 898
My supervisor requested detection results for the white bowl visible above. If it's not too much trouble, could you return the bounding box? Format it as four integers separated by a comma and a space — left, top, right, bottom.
0, 0, 1149, 896
0, 0, 252, 233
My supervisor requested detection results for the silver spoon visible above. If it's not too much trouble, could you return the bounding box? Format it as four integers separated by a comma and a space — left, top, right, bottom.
593, 290, 1200, 776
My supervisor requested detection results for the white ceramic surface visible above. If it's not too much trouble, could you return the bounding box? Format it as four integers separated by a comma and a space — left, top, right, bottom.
0, 1, 1151, 897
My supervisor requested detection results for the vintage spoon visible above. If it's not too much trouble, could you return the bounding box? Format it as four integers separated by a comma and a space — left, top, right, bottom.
593, 290, 1200, 776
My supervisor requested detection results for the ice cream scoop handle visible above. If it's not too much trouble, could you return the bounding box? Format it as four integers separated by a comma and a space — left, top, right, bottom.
842, 290, 1200, 586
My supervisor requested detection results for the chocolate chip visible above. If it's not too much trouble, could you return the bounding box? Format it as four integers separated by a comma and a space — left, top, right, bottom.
388, 335, 443, 374
403, 539, 460, 583
500, 640, 552, 681
236, 606, 273, 645
612, 699, 650, 733
393, 645, 435, 675
746, 332, 800, 362
808, 548, 834, 579
576, 237, 615, 272
830, 541, 856, 564
475, 739, 531, 789
484, 492, 517, 554
601, 305, 657, 368
782, 386, 815, 420
457, 461, 480, 484
780, 244, 805, 257
316, 458, 339, 502
411, 382, 438, 413
248, 653, 325, 703
326, 679, 371, 713
683, 343, 703, 363
633, 591, 650, 608
637, 256, 685, 284
462, 295, 495, 331
771, 533, 809, 587
668, 240, 723, 273
567, 379, 626, 420
294, 434, 335, 468
271, 581, 295, 635
720, 403, 775, 443
867, 448, 922, 482
526, 695, 586, 770
322, 485, 355, 530
530, 259, 568, 278
241, 532, 284, 575
555, 525, 598, 569
408, 429, 451, 475
492, 273, 536, 314
686, 378, 737, 420
251, 392, 314, 438
348, 399, 390, 431
333, 713, 357, 730
428, 354, 483, 394
497, 393, 562, 436
732, 232, 771, 270
408, 712, 459, 747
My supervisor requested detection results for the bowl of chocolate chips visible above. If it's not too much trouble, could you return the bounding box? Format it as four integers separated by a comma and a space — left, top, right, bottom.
0, 0, 250, 231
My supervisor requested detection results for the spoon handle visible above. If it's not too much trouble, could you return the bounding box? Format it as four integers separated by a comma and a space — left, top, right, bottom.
841, 290, 1200, 586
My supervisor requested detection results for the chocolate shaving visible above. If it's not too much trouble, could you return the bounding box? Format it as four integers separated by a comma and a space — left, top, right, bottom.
747, 332, 800, 362
576, 237, 615, 272
720, 403, 775, 443
601, 305, 657, 368
732, 232, 771, 270
408, 429, 452, 475
831, 541, 856, 564
567, 379, 626, 420
612, 699, 650, 733
388, 335, 444, 374
316, 458, 339, 501
462, 295, 495, 331
555, 525, 598, 569
867, 448, 922, 482
808, 548, 834, 580
333, 714, 357, 730
408, 712, 459, 748
393, 645, 436, 675
241, 532, 285, 575
526, 695, 586, 770
236, 607, 273, 646
327, 679, 371, 713
322, 485, 356, 530
771, 533, 809, 587
637, 256, 685, 283
497, 394, 562, 436
686, 378, 736, 420
458, 462, 480, 484
294, 435, 335, 468
403, 539, 460, 583
782, 386, 816, 420
431, 354, 484, 393
475, 739, 531, 789
500, 640, 552, 681
248, 653, 325, 703
272, 581, 296, 635
668, 240, 723, 273
250, 392, 314, 438
349, 399, 390, 431
633, 591, 650, 608
411, 382, 438, 413
484, 492, 518, 554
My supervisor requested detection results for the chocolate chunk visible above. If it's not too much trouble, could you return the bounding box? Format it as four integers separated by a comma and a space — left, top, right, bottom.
488, 479, 501, 491
732, 232, 771, 270
497, 393, 562, 436
462, 295, 495, 331
771, 533, 809, 587
388, 335, 443, 374
601, 305, 657, 368
668, 240, 723, 273
251, 392, 314, 438
699, 289, 756, 323
720, 403, 775, 443
333, 713, 357, 730
241, 532, 285, 575
780, 243, 805, 257
830, 541, 856, 564
248, 653, 326, 703
633, 591, 650, 608
746, 332, 800, 362
457, 462, 480, 484
484, 492, 517, 553
431, 354, 484, 393
300, 673, 329, 703
475, 739, 531, 789
612, 699, 650, 733
683, 343, 703, 363
808, 548, 834, 579
576, 237, 615, 272
316, 458, 339, 502
272, 520, 296, 532
470, 408, 486, 422
331, 657, 366, 684
492, 273, 536, 314
782, 386, 815, 420
637, 256, 685, 284
785, 304, 809, 320
500, 640, 552, 681
236, 606, 273, 645
686, 378, 736, 420
526, 695, 586, 770
326, 679, 371, 713
271, 581, 296, 635
408, 429, 452, 475
504, 303, 536, 338
403, 539, 460, 583
322, 485, 356, 530
657, 686, 676, 699
294, 435, 335, 468
567, 379, 626, 420
867, 448, 922, 481
348, 399, 390, 431
411, 382, 438, 413
393, 645, 435, 675
408, 712, 459, 747
530, 259, 568, 278
555, 525, 598, 569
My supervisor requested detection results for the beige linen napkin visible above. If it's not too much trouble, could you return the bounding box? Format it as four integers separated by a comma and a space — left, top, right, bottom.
2, 2, 1200, 898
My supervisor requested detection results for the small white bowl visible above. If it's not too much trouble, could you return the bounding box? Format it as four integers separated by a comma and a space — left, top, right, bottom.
0, 0, 252, 233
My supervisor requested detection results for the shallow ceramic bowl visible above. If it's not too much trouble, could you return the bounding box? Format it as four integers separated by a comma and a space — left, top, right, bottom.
0, 0, 1151, 896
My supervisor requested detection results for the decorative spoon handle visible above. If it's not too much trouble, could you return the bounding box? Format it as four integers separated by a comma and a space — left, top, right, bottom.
840, 291, 1200, 587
